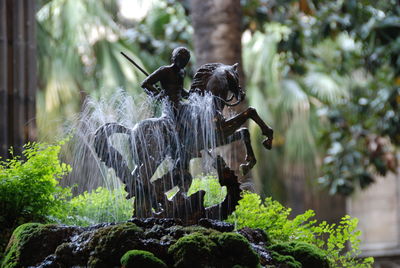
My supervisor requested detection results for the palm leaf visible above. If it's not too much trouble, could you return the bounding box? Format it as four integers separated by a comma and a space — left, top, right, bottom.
36, 0, 147, 140
303, 72, 348, 104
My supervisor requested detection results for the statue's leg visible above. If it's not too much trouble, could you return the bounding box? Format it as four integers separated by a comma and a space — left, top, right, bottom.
221, 107, 273, 149
94, 122, 134, 176
94, 124, 135, 196
218, 128, 256, 175
132, 159, 162, 218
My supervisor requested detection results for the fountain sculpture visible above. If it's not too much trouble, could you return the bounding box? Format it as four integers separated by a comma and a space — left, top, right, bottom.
1, 48, 330, 268
94, 47, 273, 224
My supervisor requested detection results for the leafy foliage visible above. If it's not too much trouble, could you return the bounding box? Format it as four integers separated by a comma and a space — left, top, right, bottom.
0, 141, 133, 257
243, 23, 328, 198
187, 174, 227, 208
36, 0, 147, 140
0, 142, 71, 255
227, 192, 374, 267
59, 186, 133, 226
309, 2, 400, 194
0, 142, 71, 229
244, 1, 400, 195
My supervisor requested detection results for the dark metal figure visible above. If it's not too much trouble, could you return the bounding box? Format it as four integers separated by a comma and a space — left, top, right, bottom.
141, 47, 190, 113
94, 48, 273, 223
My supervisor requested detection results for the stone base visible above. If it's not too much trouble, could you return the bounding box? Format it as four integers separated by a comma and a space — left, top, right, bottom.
1, 218, 272, 268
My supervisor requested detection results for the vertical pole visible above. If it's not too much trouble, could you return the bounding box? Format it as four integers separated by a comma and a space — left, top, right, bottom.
6, 0, 14, 156
25, 0, 37, 141
0, 0, 8, 159
1, 0, 36, 158
12, 0, 26, 155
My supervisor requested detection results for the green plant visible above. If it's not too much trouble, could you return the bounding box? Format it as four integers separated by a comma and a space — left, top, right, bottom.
243, 1, 400, 196
187, 174, 227, 207
60, 186, 133, 226
0, 142, 71, 256
0, 142, 71, 229
227, 192, 374, 267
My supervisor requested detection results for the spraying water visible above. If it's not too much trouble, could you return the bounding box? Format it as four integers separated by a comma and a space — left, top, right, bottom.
62, 89, 227, 223
61, 62, 273, 224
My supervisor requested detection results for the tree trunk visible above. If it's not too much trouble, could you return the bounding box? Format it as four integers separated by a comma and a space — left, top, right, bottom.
191, 0, 242, 67
0, 0, 37, 158
190, 0, 250, 184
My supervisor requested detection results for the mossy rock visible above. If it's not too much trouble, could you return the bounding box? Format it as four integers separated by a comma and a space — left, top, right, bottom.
1, 223, 77, 268
269, 252, 301, 268
215, 233, 260, 268
181, 225, 220, 236
87, 256, 108, 268
87, 222, 144, 267
121, 250, 167, 268
268, 241, 329, 268
168, 232, 260, 268
168, 232, 218, 268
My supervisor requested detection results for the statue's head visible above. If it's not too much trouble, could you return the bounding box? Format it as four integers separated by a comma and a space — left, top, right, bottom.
171, 47, 190, 68
225, 63, 245, 106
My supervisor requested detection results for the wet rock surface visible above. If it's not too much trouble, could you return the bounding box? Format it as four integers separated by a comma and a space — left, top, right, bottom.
198, 218, 234, 232
1, 218, 325, 268
238, 227, 273, 266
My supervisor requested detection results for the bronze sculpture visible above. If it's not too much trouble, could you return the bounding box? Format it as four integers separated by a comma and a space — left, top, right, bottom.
141, 47, 190, 113
94, 48, 273, 223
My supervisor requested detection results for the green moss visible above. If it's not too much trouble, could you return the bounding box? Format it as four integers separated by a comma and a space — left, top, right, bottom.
87, 256, 108, 268
1, 223, 74, 268
1, 223, 76, 268
1, 223, 42, 268
88, 222, 144, 267
120, 250, 167, 268
268, 241, 329, 268
269, 251, 301, 268
168, 232, 217, 268
215, 233, 259, 268
168, 231, 260, 268
181, 225, 219, 236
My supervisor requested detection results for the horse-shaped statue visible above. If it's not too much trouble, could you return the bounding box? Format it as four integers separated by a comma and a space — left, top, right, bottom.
94, 62, 273, 220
